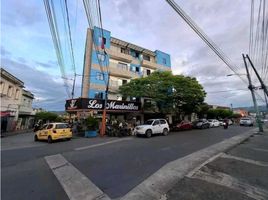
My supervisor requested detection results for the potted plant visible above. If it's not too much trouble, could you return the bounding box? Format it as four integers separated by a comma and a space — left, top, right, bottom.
84, 116, 99, 137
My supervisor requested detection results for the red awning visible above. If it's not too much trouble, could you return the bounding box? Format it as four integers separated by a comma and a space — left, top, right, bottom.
0, 111, 10, 117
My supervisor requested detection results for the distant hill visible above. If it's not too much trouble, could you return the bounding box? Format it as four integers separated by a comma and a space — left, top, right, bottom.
234, 105, 267, 112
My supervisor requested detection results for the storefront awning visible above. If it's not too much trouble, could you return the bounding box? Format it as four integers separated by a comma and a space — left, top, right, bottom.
65, 98, 141, 112
0, 111, 11, 117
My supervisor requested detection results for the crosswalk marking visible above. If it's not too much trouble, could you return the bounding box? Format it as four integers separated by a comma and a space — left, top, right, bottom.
45, 154, 110, 200
221, 153, 268, 167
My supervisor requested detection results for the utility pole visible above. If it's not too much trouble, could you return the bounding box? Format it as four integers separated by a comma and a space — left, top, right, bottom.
246, 55, 268, 98
242, 54, 263, 132
264, 92, 268, 111
100, 73, 110, 137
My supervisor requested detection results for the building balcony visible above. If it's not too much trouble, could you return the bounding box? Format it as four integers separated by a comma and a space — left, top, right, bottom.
141, 59, 158, 70
107, 49, 133, 63
157, 64, 172, 72
109, 62, 140, 79
108, 83, 119, 93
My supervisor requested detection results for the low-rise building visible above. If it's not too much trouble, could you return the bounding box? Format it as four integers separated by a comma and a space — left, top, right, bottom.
1, 68, 34, 132
17, 89, 35, 130
209, 105, 231, 110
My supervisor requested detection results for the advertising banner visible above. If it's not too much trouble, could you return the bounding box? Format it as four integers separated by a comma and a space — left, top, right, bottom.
65, 98, 141, 112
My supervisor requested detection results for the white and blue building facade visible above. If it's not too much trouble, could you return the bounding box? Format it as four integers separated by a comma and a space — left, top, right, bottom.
81, 27, 172, 122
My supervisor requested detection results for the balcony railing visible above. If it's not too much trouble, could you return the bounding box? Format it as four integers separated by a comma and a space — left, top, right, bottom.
141, 59, 158, 69
109, 62, 140, 79
108, 82, 120, 92
157, 64, 172, 71
107, 49, 133, 62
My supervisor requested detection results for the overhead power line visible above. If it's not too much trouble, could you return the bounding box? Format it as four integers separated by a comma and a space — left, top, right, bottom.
166, 0, 266, 103
64, 0, 76, 75
207, 89, 248, 94
166, 0, 248, 85
249, 0, 268, 84
44, 0, 71, 98
82, 0, 109, 86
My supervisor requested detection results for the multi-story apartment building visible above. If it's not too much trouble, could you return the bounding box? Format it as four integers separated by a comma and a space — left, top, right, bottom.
82, 27, 171, 101
78, 27, 172, 122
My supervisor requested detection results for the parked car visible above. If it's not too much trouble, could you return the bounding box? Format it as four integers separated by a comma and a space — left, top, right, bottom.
208, 119, 220, 127
239, 118, 254, 126
172, 121, 192, 131
219, 119, 233, 126
134, 119, 170, 138
192, 119, 210, 129
34, 123, 72, 143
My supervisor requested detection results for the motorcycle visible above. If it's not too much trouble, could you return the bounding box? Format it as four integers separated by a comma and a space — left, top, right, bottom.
106, 124, 131, 137
223, 122, 228, 129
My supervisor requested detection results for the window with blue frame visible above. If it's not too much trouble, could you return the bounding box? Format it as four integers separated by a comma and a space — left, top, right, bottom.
121, 48, 129, 55
143, 54, 150, 61
163, 58, 167, 64
94, 92, 103, 99
96, 72, 104, 80
117, 62, 128, 70
97, 53, 106, 62
130, 66, 136, 72
98, 37, 106, 45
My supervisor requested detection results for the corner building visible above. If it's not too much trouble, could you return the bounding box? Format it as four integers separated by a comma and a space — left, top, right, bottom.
81, 27, 172, 122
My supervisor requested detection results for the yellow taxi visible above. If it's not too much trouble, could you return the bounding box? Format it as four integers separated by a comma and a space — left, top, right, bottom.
34, 123, 72, 143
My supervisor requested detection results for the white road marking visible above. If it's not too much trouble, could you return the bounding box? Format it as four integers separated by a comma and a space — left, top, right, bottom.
251, 147, 268, 153
1, 143, 46, 151
191, 166, 268, 200
45, 154, 110, 200
74, 137, 133, 151
221, 153, 268, 167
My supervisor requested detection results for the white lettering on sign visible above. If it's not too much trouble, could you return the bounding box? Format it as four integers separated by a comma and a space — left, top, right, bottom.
88, 100, 103, 109
106, 101, 139, 110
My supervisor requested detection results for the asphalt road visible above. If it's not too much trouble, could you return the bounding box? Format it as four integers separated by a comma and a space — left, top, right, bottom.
1, 125, 254, 200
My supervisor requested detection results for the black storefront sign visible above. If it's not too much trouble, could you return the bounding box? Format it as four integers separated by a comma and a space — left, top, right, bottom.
65, 98, 141, 112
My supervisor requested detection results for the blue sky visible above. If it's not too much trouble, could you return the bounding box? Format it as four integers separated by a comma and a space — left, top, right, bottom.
1, 0, 266, 110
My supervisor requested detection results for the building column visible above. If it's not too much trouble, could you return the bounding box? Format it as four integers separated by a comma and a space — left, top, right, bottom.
82, 28, 93, 98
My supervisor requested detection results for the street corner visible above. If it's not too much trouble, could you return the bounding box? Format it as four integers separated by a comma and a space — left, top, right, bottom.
166, 176, 255, 200
166, 132, 268, 200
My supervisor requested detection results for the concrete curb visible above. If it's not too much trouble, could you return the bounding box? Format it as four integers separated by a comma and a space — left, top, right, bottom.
121, 128, 257, 200
1, 129, 33, 137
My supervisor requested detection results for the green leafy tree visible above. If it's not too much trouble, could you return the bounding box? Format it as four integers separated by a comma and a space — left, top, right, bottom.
119, 71, 206, 115
35, 111, 59, 123
207, 109, 233, 119
196, 103, 210, 118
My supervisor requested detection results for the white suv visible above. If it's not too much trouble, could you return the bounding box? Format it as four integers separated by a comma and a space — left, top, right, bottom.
240, 118, 254, 126
134, 119, 170, 138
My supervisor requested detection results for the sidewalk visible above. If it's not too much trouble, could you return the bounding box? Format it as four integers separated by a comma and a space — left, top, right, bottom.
1, 129, 33, 137
166, 129, 268, 200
